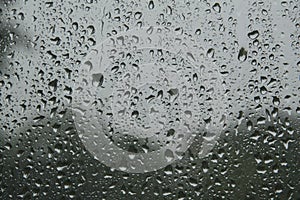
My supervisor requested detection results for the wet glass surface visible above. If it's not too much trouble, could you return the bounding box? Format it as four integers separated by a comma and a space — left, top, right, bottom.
0, 0, 299, 199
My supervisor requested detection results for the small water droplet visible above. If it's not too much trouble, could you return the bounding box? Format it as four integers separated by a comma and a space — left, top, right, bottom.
134, 12, 142, 20
164, 149, 174, 162
238, 47, 247, 62
248, 30, 260, 40
212, 3, 221, 13
195, 29, 201, 35
207, 48, 215, 58
148, 0, 154, 10
92, 73, 104, 87
166, 6, 172, 15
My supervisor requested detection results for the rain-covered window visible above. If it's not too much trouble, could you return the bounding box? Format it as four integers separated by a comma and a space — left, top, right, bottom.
0, 0, 299, 199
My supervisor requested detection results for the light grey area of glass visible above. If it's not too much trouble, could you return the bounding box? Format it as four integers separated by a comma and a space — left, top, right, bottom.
72, 25, 227, 173
0, 0, 299, 199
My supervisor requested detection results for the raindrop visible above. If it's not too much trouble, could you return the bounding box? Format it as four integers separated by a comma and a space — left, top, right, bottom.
168, 88, 178, 95
132, 110, 139, 118
148, 0, 155, 10
167, 88, 179, 102
195, 29, 201, 35
272, 96, 280, 106
260, 86, 267, 95
84, 61, 93, 71
207, 48, 215, 58
134, 12, 143, 20
212, 3, 221, 13
72, 22, 79, 31
187, 52, 196, 62
48, 79, 58, 92
238, 47, 247, 62
261, 9, 268, 16
92, 73, 104, 87
87, 25, 95, 34
184, 110, 192, 118
166, 6, 172, 15
167, 129, 175, 137
247, 120, 253, 131
164, 149, 175, 162
248, 30, 260, 40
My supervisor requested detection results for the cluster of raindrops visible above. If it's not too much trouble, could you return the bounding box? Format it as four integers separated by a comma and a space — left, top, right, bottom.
72, 26, 226, 173
0, 0, 299, 199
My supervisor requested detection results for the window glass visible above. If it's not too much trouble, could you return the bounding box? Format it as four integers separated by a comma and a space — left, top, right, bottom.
0, 0, 299, 199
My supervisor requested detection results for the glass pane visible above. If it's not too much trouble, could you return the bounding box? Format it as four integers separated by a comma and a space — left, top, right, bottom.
1, 0, 299, 199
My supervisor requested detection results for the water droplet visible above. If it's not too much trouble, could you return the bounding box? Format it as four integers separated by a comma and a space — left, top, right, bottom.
207, 48, 215, 58
248, 30, 260, 40
212, 3, 221, 13
148, 0, 154, 10
134, 12, 143, 20
92, 73, 104, 87
164, 149, 174, 162
166, 6, 172, 15
238, 47, 247, 62
195, 29, 201, 35
72, 22, 79, 31
131, 110, 139, 118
